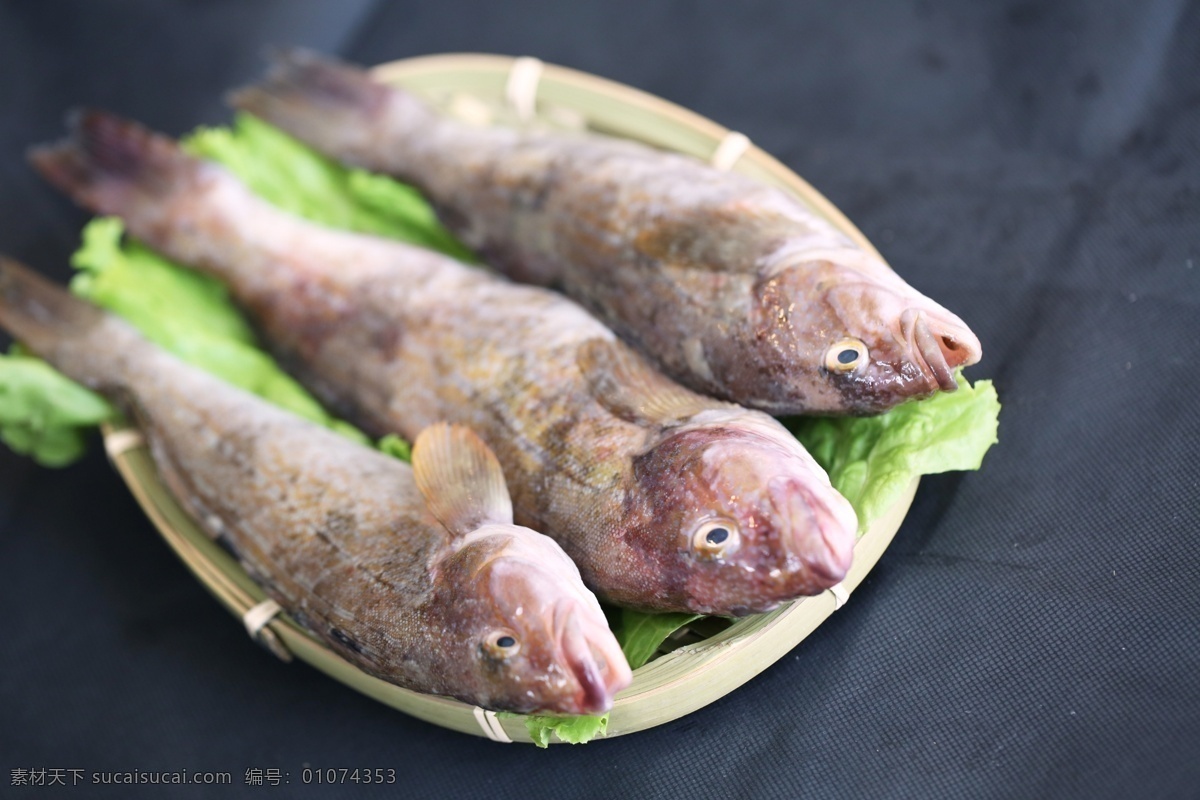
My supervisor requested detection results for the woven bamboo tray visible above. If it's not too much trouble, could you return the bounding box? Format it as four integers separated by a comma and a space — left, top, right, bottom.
102, 54, 919, 744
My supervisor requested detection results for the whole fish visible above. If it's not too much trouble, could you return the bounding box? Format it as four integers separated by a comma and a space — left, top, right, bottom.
0, 257, 630, 715
32, 111, 858, 615
231, 50, 982, 416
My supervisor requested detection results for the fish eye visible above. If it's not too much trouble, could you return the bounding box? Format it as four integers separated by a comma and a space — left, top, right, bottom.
482, 629, 521, 660
691, 519, 740, 559
825, 338, 868, 373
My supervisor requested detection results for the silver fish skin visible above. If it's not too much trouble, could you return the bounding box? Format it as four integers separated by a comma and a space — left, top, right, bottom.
229, 51, 983, 416
0, 257, 630, 715
31, 112, 859, 616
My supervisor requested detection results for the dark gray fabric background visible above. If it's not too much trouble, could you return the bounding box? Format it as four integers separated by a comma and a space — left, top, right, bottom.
1, 1, 1197, 797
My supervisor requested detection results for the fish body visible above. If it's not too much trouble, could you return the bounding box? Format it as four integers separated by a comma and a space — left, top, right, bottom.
0, 258, 630, 714
232, 51, 981, 415
32, 112, 858, 615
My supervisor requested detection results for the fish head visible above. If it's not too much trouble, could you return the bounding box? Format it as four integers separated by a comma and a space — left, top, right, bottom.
628, 410, 858, 614
753, 252, 981, 413
433, 524, 631, 715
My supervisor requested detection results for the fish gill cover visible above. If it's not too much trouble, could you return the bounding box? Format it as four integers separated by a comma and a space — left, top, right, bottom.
0, 112, 998, 745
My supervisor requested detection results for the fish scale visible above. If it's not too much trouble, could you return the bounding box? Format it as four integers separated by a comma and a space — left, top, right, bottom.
31, 110, 859, 616
0, 257, 629, 715
232, 50, 982, 415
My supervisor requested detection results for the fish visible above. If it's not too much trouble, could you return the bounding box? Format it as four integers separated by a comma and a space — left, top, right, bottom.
230, 50, 982, 416
0, 257, 631, 715
31, 111, 859, 616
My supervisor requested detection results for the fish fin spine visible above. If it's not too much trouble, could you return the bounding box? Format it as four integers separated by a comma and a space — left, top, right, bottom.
412, 422, 514, 537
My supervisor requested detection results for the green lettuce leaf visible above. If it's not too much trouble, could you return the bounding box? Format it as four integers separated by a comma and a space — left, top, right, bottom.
788, 374, 1000, 532
68, 217, 370, 446
184, 113, 476, 262
523, 713, 610, 748
618, 610, 703, 671
378, 433, 413, 463
0, 352, 115, 467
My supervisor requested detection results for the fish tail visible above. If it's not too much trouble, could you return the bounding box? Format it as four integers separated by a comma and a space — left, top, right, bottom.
0, 256, 114, 369
230, 49, 429, 170
29, 109, 208, 223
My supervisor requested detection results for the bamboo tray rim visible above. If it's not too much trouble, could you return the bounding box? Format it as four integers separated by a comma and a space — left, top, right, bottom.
103, 52, 917, 745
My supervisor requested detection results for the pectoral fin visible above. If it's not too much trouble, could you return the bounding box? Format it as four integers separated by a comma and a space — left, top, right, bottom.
576, 338, 733, 427
412, 423, 513, 537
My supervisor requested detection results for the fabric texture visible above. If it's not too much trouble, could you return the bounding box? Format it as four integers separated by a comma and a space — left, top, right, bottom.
1, 1, 1196, 797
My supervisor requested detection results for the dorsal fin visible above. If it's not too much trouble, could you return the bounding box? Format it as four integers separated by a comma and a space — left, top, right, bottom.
576, 338, 734, 427
412, 423, 513, 537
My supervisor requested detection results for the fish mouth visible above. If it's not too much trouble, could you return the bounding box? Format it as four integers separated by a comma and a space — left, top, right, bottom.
769, 477, 856, 589
555, 601, 632, 714
903, 310, 981, 392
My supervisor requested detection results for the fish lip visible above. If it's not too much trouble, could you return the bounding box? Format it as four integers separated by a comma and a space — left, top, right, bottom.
768, 477, 854, 590
903, 310, 958, 392
805, 493, 855, 584
554, 600, 630, 714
